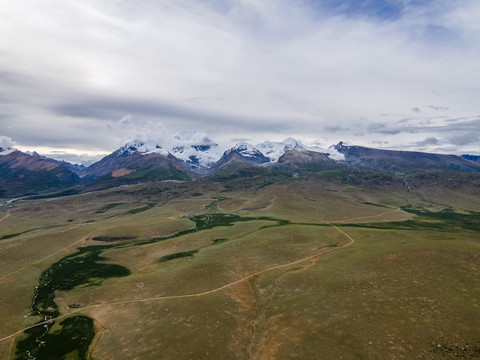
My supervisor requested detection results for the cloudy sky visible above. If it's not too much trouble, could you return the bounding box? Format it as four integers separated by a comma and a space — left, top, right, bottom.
1, 0, 479, 163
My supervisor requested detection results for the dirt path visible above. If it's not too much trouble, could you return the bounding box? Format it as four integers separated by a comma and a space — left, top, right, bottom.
335, 207, 401, 223
0, 208, 400, 344
0, 224, 355, 344
0, 234, 90, 282
0, 213, 10, 223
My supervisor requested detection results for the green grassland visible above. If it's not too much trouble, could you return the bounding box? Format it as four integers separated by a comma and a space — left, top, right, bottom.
0, 174, 479, 359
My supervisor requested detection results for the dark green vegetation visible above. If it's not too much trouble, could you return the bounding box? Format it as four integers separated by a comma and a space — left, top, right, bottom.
32, 246, 131, 316
314, 169, 399, 187
140, 213, 291, 246
27, 188, 82, 200
15, 246, 130, 360
95, 202, 124, 213
92, 236, 136, 242
362, 202, 390, 208
127, 202, 156, 214
212, 238, 227, 244
159, 250, 199, 262
0, 229, 36, 241
15, 316, 94, 360
345, 207, 480, 232
190, 213, 290, 230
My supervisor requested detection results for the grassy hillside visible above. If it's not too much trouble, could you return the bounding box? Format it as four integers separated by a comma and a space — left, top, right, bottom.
0, 175, 479, 359
0, 163, 79, 197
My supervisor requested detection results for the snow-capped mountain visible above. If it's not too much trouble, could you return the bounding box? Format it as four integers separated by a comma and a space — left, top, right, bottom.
225, 138, 345, 164
0, 147, 15, 156
255, 138, 305, 163
81, 139, 190, 181
114, 133, 225, 174
210, 142, 270, 174
225, 143, 270, 162
169, 133, 224, 172
115, 140, 169, 157
111, 135, 345, 173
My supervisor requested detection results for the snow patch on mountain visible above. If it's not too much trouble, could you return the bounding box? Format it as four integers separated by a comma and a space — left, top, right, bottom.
255, 138, 345, 162
114, 133, 344, 168
116, 140, 169, 157
115, 132, 226, 169
228, 142, 265, 158
305, 144, 344, 161
169, 131, 225, 168
255, 138, 305, 163
0, 147, 15, 156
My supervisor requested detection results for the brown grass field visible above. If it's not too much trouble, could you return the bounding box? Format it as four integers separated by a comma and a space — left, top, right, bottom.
0, 177, 479, 359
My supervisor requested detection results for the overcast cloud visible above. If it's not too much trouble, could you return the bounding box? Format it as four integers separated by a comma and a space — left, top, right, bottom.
1, 0, 479, 163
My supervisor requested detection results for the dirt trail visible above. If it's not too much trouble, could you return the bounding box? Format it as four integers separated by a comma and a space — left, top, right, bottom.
0, 213, 10, 223
0, 208, 398, 344
0, 224, 355, 344
0, 234, 90, 282
335, 207, 401, 223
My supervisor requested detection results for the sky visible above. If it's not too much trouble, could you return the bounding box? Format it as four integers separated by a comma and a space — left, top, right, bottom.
1, 0, 479, 164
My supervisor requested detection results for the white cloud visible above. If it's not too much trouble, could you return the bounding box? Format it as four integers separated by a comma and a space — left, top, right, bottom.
0, 0, 479, 156
0, 135, 16, 148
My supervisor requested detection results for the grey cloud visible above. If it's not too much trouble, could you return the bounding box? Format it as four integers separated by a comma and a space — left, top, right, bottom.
1, 0, 480, 157
371, 140, 389, 145
0, 71, 32, 87
415, 137, 439, 146
449, 132, 479, 146
428, 105, 449, 112
230, 137, 250, 143
364, 122, 405, 135
51, 96, 293, 132
0, 135, 16, 148
324, 125, 345, 133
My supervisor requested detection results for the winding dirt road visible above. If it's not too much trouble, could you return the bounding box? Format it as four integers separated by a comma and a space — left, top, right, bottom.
0, 208, 401, 344
0, 224, 355, 344
335, 207, 401, 223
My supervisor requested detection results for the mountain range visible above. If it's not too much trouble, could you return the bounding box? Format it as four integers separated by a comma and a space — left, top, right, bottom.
1, 137, 479, 197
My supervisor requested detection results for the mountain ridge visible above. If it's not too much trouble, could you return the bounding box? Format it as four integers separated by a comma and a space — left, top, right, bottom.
1, 138, 479, 198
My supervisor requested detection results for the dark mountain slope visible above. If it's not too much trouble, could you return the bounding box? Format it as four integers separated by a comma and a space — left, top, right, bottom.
276, 148, 340, 171
335, 142, 480, 173
0, 150, 79, 197
81, 145, 191, 186
209, 145, 270, 175
462, 154, 480, 164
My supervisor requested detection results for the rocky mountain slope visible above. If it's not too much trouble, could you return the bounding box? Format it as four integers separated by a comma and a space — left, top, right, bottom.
2, 138, 479, 198
80, 141, 190, 183
334, 142, 480, 173
0, 148, 80, 197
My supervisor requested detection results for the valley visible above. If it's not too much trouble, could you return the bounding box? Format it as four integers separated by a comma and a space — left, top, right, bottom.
1, 171, 479, 359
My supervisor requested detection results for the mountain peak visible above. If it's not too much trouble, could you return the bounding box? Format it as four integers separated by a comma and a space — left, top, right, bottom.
0, 146, 16, 156
333, 141, 354, 151
282, 137, 303, 147
255, 138, 305, 163
116, 140, 169, 157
